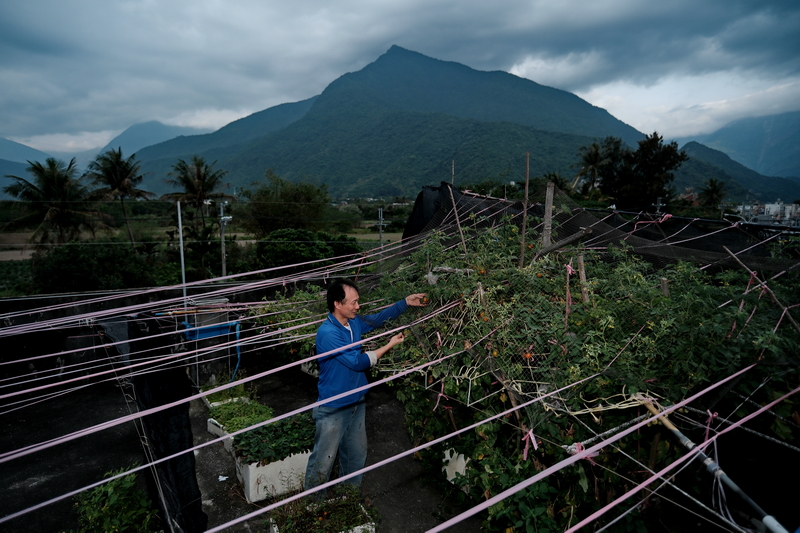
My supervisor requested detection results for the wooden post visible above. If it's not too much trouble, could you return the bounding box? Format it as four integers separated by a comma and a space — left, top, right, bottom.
531, 227, 592, 264
542, 181, 554, 247
660, 277, 669, 297
577, 254, 590, 303
519, 152, 530, 268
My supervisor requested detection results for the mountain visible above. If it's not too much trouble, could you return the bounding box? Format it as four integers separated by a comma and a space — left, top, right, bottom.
0, 159, 31, 200
676, 111, 800, 179
0, 137, 51, 164
305, 46, 643, 145
136, 46, 644, 197
101, 121, 213, 157
47, 147, 106, 170
134, 97, 317, 165
675, 142, 800, 202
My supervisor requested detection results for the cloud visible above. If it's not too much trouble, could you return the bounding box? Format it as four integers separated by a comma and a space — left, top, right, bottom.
12, 130, 121, 153
1, 0, 798, 151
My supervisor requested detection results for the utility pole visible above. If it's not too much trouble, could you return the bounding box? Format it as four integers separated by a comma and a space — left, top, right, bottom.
377, 207, 387, 248
219, 202, 232, 277
177, 201, 187, 308
654, 196, 665, 214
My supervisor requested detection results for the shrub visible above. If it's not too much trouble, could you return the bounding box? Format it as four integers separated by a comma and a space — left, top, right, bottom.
70, 466, 159, 533
31, 243, 154, 293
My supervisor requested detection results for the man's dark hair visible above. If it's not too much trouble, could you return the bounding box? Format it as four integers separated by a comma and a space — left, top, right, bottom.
327, 279, 359, 313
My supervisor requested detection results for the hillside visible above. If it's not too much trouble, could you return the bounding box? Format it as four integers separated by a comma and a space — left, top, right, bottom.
676, 142, 800, 202
100, 121, 212, 156
0, 159, 30, 200
135, 97, 317, 164
677, 111, 800, 179
0, 137, 50, 164
308, 46, 643, 145
137, 46, 643, 198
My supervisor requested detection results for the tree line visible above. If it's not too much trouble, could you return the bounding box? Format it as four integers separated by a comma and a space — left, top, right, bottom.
461, 132, 729, 215
0, 149, 372, 294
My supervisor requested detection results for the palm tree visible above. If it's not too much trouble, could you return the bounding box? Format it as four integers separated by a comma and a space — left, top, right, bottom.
161, 156, 234, 227
85, 148, 155, 247
572, 142, 606, 193
698, 178, 727, 208
3, 158, 98, 245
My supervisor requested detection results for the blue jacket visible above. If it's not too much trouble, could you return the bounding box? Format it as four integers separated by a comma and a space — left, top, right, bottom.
315, 299, 409, 408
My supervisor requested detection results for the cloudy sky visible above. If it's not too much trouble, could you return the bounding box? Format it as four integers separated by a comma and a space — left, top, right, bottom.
2, 0, 799, 153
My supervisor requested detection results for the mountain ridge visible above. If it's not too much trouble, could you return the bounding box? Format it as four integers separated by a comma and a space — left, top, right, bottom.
137, 45, 646, 197
675, 111, 800, 179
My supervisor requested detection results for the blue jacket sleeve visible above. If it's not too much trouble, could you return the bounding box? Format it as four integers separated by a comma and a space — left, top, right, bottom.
357, 299, 409, 334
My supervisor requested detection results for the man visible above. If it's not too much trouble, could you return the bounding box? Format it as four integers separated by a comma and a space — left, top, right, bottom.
304, 279, 426, 493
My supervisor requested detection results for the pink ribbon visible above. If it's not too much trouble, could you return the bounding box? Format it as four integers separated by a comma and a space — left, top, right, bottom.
704, 410, 718, 442
572, 442, 599, 465
433, 381, 450, 412
565, 264, 576, 276
522, 430, 538, 460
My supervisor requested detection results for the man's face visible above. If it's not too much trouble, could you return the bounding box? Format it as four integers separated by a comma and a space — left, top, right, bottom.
334, 285, 360, 321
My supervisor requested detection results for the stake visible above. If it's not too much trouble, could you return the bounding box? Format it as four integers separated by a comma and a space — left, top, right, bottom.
448, 185, 468, 257
577, 254, 589, 303
723, 246, 800, 335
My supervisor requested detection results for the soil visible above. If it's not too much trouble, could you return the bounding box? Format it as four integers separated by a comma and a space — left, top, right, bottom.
0, 362, 483, 532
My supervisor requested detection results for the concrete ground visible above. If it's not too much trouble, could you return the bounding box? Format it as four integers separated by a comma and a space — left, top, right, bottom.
0, 364, 483, 532
193, 365, 483, 532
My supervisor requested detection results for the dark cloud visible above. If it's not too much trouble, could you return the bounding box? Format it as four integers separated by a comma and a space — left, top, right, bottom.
1, 0, 798, 148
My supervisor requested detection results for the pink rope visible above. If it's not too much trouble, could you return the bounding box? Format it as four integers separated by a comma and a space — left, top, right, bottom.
425, 363, 757, 533
0, 303, 514, 525
0, 300, 461, 463
564, 383, 800, 532
522, 429, 538, 460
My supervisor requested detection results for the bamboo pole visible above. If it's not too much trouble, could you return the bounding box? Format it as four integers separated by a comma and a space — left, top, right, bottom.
519, 152, 530, 268
723, 246, 800, 335
448, 185, 469, 257
531, 227, 592, 264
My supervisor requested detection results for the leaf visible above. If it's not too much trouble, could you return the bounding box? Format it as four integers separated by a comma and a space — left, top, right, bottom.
576, 463, 589, 493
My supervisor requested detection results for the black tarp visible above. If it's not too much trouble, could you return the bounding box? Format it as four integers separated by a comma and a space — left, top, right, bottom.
129, 313, 207, 533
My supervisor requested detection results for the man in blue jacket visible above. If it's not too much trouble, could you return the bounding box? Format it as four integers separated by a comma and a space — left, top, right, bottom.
304, 278, 426, 494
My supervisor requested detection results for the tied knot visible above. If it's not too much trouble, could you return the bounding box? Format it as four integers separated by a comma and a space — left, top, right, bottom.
704, 410, 718, 442
433, 381, 450, 412
522, 429, 538, 460
571, 441, 599, 465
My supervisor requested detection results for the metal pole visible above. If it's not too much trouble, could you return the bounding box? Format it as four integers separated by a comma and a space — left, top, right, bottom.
378, 207, 383, 249
177, 201, 187, 308
642, 401, 789, 533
